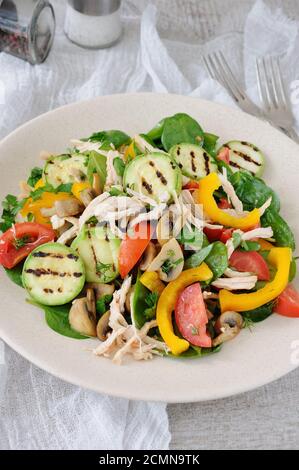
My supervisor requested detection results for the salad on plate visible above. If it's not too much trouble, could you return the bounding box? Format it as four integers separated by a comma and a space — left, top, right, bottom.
0, 112, 298, 364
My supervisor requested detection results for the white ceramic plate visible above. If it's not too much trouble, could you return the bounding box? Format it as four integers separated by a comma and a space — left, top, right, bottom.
0, 93, 299, 403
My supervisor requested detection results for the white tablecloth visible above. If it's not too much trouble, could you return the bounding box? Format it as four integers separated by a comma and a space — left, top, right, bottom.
0, 0, 298, 450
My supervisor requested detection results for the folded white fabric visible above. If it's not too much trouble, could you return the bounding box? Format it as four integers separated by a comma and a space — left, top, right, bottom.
0, 0, 298, 450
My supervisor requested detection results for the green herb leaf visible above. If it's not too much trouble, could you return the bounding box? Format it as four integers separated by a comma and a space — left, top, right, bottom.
96, 294, 113, 316
161, 257, 183, 275
144, 291, 159, 320
232, 232, 242, 249
96, 261, 114, 282
0, 194, 25, 232
113, 157, 125, 177
87, 150, 107, 188
205, 241, 228, 280
14, 235, 31, 250
240, 240, 261, 252
27, 167, 43, 188
184, 244, 213, 269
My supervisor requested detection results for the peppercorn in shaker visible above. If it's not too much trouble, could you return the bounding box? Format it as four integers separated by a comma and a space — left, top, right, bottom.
0, 0, 55, 64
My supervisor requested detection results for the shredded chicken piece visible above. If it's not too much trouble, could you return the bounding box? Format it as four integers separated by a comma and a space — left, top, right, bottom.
56, 225, 79, 244
133, 134, 158, 153
212, 275, 257, 290
79, 192, 110, 227
258, 197, 272, 216
51, 215, 79, 230
226, 226, 274, 258
129, 203, 166, 229
126, 188, 158, 207
218, 172, 243, 215
105, 150, 123, 189
70, 139, 111, 155
224, 267, 253, 278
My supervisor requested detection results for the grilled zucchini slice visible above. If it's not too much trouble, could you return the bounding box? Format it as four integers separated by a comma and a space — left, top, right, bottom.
71, 226, 121, 283
22, 243, 85, 306
44, 154, 89, 188
218, 141, 265, 176
170, 143, 217, 180
123, 152, 182, 203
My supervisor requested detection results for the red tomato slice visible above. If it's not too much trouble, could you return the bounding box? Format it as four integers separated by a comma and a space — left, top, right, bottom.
275, 284, 299, 318
175, 283, 212, 348
203, 226, 223, 242
119, 222, 153, 278
183, 180, 199, 190
218, 198, 232, 210
217, 147, 230, 164
0, 222, 55, 269
220, 228, 234, 243
229, 250, 270, 281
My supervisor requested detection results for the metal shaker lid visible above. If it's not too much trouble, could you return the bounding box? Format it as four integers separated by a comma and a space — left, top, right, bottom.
68, 0, 121, 17
29, 1, 56, 64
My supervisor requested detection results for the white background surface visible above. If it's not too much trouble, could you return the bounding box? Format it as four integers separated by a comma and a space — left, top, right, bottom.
0, 0, 299, 450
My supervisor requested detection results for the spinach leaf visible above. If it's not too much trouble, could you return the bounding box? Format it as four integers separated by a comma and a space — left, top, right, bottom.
203, 132, 219, 158
177, 226, 209, 251
184, 244, 213, 269
87, 150, 107, 188
230, 171, 280, 212
240, 241, 261, 252
161, 113, 204, 151
170, 344, 221, 358
205, 241, 228, 279
29, 182, 72, 202
146, 118, 166, 142
85, 130, 131, 148
261, 208, 295, 250
242, 301, 275, 323
113, 157, 125, 177
30, 301, 87, 339
289, 258, 297, 282
96, 294, 113, 316
144, 291, 159, 320
27, 167, 43, 188
4, 264, 24, 287
132, 272, 150, 329
0, 194, 25, 232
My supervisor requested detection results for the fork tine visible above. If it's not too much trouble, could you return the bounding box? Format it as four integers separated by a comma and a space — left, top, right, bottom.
203, 55, 216, 80
267, 56, 279, 109
256, 57, 270, 110
217, 51, 246, 99
211, 52, 243, 103
273, 56, 288, 107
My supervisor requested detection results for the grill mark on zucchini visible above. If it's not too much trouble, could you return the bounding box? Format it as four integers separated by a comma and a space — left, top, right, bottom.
241, 141, 259, 152
25, 268, 82, 278
43, 288, 54, 294
148, 160, 168, 185
203, 152, 210, 174
156, 170, 167, 185
229, 161, 241, 169
141, 177, 153, 194
190, 151, 197, 172
88, 230, 99, 277
33, 251, 64, 259
232, 150, 262, 166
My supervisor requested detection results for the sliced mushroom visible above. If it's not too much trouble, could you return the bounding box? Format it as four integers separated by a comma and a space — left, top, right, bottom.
156, 211, 173, 246
212, 311, 243, 347
80, 188, 96, 207
140, 242, 157, 271
86, 282, 115, 300
92, 173, 102, 196
96, 311, 111, 341
86, 288, 96, 321
147, 238, 184, 282
55, 198, 84, 217
40, 206, 57, 217
70, 168, 86, 182
69, 297, 97, 337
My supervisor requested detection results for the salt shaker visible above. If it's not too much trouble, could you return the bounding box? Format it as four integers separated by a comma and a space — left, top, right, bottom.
0, 0, 55, 64
64, 0, 122, 49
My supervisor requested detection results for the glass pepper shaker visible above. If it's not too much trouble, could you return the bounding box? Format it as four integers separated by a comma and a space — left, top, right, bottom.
0, 0, 56, 64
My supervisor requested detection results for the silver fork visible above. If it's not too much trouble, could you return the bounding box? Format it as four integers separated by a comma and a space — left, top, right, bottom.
203, 51, 263, 117
255, 56, 299, 142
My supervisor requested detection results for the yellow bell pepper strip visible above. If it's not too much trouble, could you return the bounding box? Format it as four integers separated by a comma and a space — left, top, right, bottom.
34, 178, 45, 190
193, 173, 260, 229
21, 192, 73, 225
140, 271, 165, 295
71, 181, 91, 202
156, 263, 213, 355
124, 141, 137, 161
258, 239, 274, 250
219, 247, 292, 313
